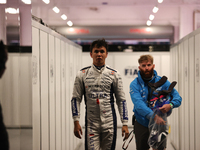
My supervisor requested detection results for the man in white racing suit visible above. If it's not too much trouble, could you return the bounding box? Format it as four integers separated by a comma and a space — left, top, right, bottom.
71, 38, 129, 150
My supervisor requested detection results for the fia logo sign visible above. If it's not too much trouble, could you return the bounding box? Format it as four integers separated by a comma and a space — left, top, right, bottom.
124, 66, 138, 78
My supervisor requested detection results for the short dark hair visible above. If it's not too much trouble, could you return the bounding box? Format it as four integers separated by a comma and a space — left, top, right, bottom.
90, 38, 108, 53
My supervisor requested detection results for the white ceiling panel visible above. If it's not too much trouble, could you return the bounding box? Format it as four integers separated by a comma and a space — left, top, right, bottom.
2, 0, 200, 39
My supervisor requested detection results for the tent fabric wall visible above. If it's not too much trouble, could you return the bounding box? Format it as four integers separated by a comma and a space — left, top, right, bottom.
170, 27, 200, 150
32, 20, 82, 150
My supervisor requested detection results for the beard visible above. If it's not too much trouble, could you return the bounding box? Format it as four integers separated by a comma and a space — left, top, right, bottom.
140, 68, 154, 79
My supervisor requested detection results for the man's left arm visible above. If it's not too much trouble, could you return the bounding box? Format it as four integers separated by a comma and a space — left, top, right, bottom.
160, 82, 182, 113
113, 72, 129, 139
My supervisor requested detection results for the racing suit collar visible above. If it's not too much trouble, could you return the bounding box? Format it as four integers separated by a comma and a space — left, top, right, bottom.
92, 64, 106, 73
94, 64, 105, 70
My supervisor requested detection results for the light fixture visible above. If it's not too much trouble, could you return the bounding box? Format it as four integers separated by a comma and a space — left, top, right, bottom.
53, 6, 60, 13
152, 6, 159, 13
69, 28, 74, 32
146, 20, 152, 26
5, 8, 19, 14
61, 14, 67, 20
0, 0, 6, 4
21, 0, 31, 4
42, 0, 50, 4
149, 14, 155, 20
146, 27, 151, 32
67, 21, 73, 26
158, 0, 163, 3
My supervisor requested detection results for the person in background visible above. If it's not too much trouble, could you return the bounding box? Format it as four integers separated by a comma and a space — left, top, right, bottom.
129, 54, 182, 150
0, 40, 9, 150
71, 38, 129, 150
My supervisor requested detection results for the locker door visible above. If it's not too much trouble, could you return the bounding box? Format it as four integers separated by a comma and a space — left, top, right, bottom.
32, 27, 41, 150
178, 42, 185, 150
189, 36, 195, 150
69, 44, 74, 150
49, 34, 56, 150
55, 37, 62, 150
183, 39, 189, 150
61, 40, 66, 150
40, 30, 49, 150
195, 33, 200, 150
65, 42, 70, 150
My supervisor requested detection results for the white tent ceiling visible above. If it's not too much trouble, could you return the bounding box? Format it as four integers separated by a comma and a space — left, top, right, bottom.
2, 0, 200, 41
31, 0, 200, 27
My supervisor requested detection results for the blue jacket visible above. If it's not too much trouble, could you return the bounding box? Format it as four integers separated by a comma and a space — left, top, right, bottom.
129, 70, 182, 127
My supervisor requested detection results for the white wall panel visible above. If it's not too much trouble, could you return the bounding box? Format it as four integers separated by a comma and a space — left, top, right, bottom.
178, 42, 185, 150
195, 33, 200, 150
169, 47, 174, 145
1, 54, 20, 126
61, 40, 66, 150
0, 53, 32, 127
55, 37, 62, 150
170, 46, 180, 149
175, 46, 180, 150
49, 34, 56, 150
32, 20, 82, 150
189, 36, 195, 150
69, 44, 74, 150
19, 54, 32, 126
40, 30, 49, 150
32, 27, 41, 150
183, 39, 189, 150
65, 43, 70, 150
161, 55, 171, 81
170, 28, 200, 150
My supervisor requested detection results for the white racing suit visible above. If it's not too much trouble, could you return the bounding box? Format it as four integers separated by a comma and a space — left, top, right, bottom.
71, 64, 128, 150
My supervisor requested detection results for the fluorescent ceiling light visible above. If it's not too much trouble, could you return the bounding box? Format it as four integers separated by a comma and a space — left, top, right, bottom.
158, 0, 163, 3
146, 27, 151, 32
53, 7, 60, 13
146, 20, 152, 26
5, 8, 19, 14
153, 6, 159, 13
21, 0, 31, 4
69, 28, 74, 32
149, 14, 155, 20
0, 0, 6, 4
42, 0, 50, 4
61, 14, 67, 20
67, 21, 73, 26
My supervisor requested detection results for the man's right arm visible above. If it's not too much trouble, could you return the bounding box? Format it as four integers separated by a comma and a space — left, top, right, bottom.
129, 81, 153, 119
71, 72, 84, 138
74, 121, 82, 139
71, 72, 84, 120
154, 114, 166, 125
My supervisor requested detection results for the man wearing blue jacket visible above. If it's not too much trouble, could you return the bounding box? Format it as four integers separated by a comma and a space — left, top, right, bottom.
129, 55, 182, 150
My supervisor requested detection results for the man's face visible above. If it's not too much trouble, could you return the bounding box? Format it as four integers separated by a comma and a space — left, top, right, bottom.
138, 60, 155, 79
90, 46, 108, 66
